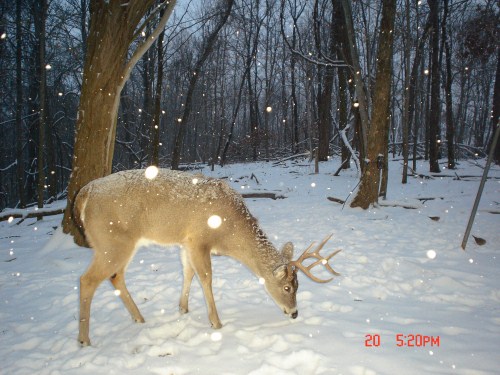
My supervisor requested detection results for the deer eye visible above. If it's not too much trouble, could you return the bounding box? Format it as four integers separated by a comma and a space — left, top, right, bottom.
284, 285, 291, 293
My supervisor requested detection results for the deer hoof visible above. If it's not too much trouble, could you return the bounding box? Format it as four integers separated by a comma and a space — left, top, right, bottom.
211, 321, 223, 329
79, 338, 91, 347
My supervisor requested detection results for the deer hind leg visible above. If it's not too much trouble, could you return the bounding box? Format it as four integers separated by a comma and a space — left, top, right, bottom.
110, 269, 145, 323
78, 254, 112, 346
179, 247, 195, 314
78, 241, 137, 346
186, 244, 222, 329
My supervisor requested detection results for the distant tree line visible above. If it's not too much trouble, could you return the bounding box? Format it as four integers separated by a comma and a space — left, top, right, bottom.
0, 0, 498, 211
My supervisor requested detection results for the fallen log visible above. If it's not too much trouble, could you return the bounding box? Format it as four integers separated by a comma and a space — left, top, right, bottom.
242, 192, 285, 200
0, 208, 65, 222
327, 196, 346, 204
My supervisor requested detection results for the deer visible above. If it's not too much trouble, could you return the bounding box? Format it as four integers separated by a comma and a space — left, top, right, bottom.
73, 168, 341, 346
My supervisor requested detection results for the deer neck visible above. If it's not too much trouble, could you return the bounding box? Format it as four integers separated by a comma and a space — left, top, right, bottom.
225, 222, 284, 281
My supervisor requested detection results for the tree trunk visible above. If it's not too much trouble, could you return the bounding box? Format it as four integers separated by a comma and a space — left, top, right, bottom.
442, 0, 455, 169
62, 0, 176, 245
290, 38, 299, 154
401, 0, 411, 183
15, 0, 25, 208
150, 14, 165, 166
492, 48, 500, 164
332, 0, 352, 169
248, 62, 259, 161
409, 15, 431, 172
315, 0, 335, 162
37, 0, 47, 216
141, 38, 154, 166
350, 0, 396, 209
341, 0, 370, 162
428, 0, 441, 173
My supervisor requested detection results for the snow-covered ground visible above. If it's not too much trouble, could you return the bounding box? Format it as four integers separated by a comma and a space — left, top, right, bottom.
1, 158, 499, 375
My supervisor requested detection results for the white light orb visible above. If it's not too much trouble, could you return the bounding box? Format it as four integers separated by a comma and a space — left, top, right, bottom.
145, 165, 159, 180
207, 215, 222, 229
211, 332, 222, 341
426, 250, 437, 259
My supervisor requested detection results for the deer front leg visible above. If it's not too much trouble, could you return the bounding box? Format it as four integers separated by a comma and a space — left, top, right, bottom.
187, 245, 222, 329
179, 248, 195, 314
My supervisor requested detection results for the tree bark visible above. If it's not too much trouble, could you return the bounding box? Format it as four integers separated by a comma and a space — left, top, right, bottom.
62, 0, 176, 245
350, 0, 396, 209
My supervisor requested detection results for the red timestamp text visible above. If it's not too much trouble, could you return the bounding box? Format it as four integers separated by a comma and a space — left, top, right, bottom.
365, 334, 440, 347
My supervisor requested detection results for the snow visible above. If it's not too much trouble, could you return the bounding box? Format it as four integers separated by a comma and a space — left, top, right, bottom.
1, 158, 499, 374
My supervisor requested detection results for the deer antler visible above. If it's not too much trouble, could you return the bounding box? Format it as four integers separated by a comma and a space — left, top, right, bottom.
288, 234, 341, 283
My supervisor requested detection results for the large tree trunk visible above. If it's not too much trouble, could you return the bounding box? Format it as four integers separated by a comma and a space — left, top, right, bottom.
350, 0, 396, 209
62, 0, 176, 245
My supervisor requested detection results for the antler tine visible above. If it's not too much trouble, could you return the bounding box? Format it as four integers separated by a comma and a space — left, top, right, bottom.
289, 234, 341, 283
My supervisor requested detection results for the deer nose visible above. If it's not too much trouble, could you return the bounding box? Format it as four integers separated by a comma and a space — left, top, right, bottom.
291, 311, 298, 319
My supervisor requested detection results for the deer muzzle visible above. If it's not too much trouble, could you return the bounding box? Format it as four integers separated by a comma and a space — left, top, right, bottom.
285, 307, 298, 319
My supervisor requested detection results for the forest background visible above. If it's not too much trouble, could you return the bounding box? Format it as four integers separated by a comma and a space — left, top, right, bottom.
0, 0, 498, 216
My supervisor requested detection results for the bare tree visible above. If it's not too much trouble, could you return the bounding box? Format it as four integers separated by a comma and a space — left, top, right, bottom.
350, 0, 397, 209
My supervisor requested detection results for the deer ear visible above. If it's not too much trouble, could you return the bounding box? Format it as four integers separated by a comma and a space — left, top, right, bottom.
273, 264, 288, 280
281, 242, 294, 262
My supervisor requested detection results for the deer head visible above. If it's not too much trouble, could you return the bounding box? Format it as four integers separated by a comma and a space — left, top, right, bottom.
265, 234, 341, 319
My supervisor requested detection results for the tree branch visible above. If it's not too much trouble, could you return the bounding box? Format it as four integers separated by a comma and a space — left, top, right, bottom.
118, 0, 177, 94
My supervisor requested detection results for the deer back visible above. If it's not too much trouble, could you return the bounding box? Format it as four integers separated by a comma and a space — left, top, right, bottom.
73, 169, 272, 259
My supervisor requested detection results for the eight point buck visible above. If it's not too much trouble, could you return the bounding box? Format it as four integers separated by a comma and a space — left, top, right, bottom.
73, 168, 341, 346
